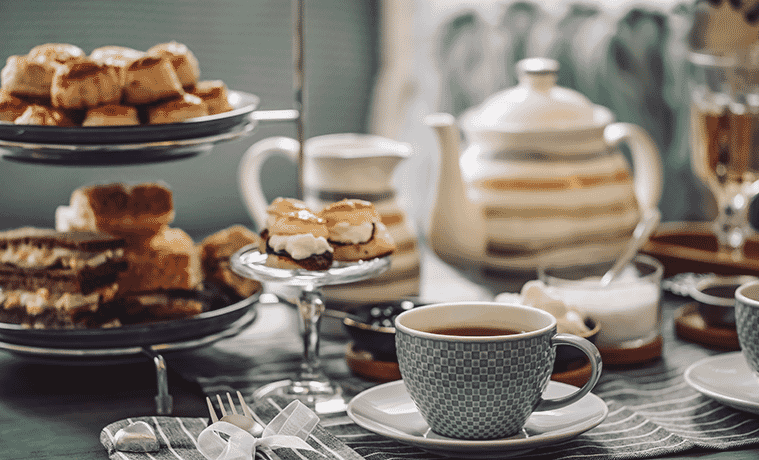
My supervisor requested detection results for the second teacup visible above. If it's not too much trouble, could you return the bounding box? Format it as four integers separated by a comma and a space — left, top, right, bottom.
734, 281, 759, 377
394, 302, 602, 440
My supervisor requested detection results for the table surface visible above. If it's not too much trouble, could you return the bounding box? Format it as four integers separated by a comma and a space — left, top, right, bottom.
1, 248, 759, 460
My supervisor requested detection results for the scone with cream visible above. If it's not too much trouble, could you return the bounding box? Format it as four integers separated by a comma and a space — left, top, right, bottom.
260, 197, 311, 241
191, 80, 233, 115
200, 225, 262, 299
82, 104, 140, 126
122, 55, 184, 105
28, 43, 85, 66
147, 93, 208, 124
265, 210, 334, 270
320, 199, 395, 261
14, 104, 76, 126
0, 90, 30, 122
51, 60, 122, 109
1, 55, 58, 99
147, 41, 200, 89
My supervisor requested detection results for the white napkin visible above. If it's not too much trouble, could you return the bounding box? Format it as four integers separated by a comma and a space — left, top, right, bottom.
197, 400, 321, 460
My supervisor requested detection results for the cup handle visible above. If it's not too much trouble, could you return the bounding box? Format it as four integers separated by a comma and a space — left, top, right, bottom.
533, 333, 603, 412
238, 136, 300, 230
604, 122, 663, 212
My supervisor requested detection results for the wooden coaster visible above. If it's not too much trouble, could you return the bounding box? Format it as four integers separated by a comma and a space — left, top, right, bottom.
551, 358, 593, 387
674, 303, 740, 351
598, 334, 663, 367
345, 343, 401, 383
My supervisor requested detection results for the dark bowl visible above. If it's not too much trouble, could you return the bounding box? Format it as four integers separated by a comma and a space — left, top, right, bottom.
342, 299, 602, 368
689, 275, 758, 328
554, 317, 601, 372
342, 298, 423, 362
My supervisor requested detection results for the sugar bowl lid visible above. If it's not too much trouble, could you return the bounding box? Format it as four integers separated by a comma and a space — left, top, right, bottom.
462, 57, 613, 133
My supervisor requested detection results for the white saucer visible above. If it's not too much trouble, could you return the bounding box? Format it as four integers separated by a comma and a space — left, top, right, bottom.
346, 380, 608, 459
684, 351, 759, 415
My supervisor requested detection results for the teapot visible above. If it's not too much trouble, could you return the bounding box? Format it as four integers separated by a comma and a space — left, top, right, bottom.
425, 57, 663, 273
238, 133, 421, 305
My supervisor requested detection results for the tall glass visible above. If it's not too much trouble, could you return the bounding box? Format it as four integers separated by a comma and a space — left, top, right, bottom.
230, 245, 390, 414
689, 50, 759, 260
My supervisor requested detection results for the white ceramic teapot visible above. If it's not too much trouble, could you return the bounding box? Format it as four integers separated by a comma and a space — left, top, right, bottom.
425, 57, 663, 273
238, 133, 421, 305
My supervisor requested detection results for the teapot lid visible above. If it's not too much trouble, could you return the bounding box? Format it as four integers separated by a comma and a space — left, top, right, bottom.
462, 58, 613, 132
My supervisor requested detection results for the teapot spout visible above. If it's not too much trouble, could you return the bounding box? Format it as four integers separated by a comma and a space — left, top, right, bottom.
425, 113, 485, 268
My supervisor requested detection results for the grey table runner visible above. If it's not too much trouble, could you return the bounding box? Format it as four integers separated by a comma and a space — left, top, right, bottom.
127, 293, 759, 460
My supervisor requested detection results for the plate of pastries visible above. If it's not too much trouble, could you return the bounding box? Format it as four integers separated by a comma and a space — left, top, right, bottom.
0, 181, 264, 350
0, 42, 259, 164
231, 197, 395, 284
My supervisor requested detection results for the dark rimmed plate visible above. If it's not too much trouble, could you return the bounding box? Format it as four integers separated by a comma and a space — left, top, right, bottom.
0, 288, 259, 350
0, 90, 264, 166
0, 90, 259, 144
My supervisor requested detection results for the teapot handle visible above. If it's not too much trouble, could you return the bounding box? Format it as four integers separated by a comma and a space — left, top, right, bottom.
238, 136, 299, 230
604, 123, 663, 212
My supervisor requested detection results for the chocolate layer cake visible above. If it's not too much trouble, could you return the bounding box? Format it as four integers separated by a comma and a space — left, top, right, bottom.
0, 227, 128, 328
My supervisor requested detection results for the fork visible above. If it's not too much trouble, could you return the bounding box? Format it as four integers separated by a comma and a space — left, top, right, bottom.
206, 391, 265, 437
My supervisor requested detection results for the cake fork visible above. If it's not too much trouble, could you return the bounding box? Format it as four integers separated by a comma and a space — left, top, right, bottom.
206, 391, 265, 437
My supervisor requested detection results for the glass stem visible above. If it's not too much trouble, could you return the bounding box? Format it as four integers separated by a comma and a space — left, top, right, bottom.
714, 187, 749, 260
296, 285, 326, 382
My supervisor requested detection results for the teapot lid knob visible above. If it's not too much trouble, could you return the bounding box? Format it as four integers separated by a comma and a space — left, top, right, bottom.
517, 58, 559, 91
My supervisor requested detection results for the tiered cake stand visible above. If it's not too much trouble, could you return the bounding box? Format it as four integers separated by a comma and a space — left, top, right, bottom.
0, 1, 309, 414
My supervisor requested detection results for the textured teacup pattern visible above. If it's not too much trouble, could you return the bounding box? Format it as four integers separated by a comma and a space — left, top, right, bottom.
395, 328, 554, 440
736, 299, 759, 376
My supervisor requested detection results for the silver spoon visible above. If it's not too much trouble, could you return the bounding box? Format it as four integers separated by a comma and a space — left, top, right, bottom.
599, 208, 661, 287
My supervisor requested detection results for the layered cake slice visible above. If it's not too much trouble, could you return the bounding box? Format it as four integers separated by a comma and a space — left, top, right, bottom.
0, 227, 128, 328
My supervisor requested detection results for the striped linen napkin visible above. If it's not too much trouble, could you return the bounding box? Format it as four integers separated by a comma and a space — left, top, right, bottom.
100, 394, 365, 460
163, 296, 759, 460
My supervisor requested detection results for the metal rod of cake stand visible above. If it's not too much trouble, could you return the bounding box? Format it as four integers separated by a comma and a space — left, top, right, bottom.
142, 347, 173, 415
293, 0, 305, 199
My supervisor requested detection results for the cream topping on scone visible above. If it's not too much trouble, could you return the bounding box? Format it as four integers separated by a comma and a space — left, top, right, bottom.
268, 233, 332, 260
328, 221, 374, 244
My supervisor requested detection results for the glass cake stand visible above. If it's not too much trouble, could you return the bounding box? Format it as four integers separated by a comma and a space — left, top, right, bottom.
230, 245, 390, 413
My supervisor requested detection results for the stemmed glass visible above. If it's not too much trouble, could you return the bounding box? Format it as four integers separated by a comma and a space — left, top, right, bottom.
689, 50, 759, 260
230, 245, 390, 413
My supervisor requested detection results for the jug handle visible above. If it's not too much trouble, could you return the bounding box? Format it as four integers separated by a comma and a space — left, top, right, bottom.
238, 136, 299, 230
604, 123, 663, 212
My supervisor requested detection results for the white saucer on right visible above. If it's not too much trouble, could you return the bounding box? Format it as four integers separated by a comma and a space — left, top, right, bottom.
346, 380, 608, 459
684, 351, 759, 415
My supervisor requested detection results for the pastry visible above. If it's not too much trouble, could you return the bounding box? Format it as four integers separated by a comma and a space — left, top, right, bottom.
81, 104, 140, 126
0, 227, 128, 329
27, 43, 85, 65
115, 226, 202, 295
320, 199, 396, 261
1, 55, 57, 99
200, 225, 262, 299
147, 93, 208, 124
56, 182, 174, 238
265, 210, 334, 270
0, 90, 30, 122
190, 80, 233, 115
89, 45, 145, 67
260, 197, 311, 240
122, 55, 184, 105
14, 104, 76, 126
51, 60, 122, 109
147, 41, 200, 88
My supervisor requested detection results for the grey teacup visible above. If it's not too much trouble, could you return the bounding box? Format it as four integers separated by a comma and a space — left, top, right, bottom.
734, 281, 759, 377
395, 302, 602, 440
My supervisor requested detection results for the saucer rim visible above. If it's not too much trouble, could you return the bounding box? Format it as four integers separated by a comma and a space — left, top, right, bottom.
346, 379, 608, 453
684, 351, 759, 415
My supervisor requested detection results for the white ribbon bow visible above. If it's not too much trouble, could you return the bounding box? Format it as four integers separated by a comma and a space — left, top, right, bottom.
197, 400, 322, 460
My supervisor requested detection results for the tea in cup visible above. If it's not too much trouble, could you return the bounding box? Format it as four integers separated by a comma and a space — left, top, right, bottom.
394, 302, 602, 440
734, 281, 759, 377
691, 275, 758, 328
